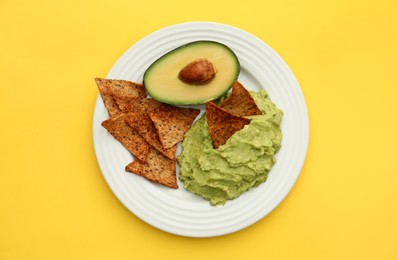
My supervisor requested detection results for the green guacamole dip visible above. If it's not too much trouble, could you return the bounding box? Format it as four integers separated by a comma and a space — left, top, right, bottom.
177, 89, 283, 206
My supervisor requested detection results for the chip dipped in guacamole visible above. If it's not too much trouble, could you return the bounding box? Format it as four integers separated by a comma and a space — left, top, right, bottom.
177, 89, 283, 206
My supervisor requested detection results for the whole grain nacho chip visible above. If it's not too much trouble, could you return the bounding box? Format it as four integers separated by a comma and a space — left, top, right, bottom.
149, 106, 200, 149
118, 97, 164, 114
125, 147, 178, 189
124, 112, 177, 159
220, 80, 262, 116
206, 101, 251, 149
101, 113, 149, 162
95, 78, 147, 116
95, 78, 120, 117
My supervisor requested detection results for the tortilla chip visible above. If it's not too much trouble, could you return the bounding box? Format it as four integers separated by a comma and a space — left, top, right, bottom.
125, 147, 178, 189
118, 97, 164, 114
220, 80, 262, 116
124, 112, 177, 159
206, 101, 251, 149
95, 78, 120, 117
95, 78, 147, 116
101, 113, 149, 162
149, 106, 200, 149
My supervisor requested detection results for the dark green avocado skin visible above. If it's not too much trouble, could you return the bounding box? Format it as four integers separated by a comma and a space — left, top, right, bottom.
143, 40, 240, 105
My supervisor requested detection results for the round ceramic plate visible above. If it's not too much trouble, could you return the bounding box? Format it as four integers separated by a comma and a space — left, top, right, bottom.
93, 22, 309, 237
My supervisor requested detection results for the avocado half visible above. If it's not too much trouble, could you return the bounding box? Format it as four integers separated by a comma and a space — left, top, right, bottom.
143, 41, 240, 105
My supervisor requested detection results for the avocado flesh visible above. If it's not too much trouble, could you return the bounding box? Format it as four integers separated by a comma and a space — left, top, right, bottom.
143, 41, 240, 105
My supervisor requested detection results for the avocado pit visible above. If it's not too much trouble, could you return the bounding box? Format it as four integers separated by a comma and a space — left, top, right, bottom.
178, 59, 216, 85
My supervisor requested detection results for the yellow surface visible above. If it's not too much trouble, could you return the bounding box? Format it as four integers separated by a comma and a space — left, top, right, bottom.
0, 0, 396, 259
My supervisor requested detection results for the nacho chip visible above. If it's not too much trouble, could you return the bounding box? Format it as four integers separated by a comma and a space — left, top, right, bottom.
125, 146, 178, 189
124, 112, 177, 159
206, 101, 251, 149
95, 78, 147, 116
101, 113, 149, 162
149, 106, 200, 149
95, 78, 120, 117
220, 80, 262, 116
118, 97, 164, 114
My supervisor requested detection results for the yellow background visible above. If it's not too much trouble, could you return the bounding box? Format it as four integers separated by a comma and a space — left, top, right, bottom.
1, 0, 396, 259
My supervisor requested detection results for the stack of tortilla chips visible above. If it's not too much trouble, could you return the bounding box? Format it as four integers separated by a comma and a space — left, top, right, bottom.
95, 78, 200, 189
206, 80, 262, 148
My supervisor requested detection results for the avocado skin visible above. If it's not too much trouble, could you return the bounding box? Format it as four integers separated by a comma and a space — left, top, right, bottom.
143, 41, 240, 105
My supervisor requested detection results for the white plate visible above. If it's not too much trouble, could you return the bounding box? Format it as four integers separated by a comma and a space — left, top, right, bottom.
92, 22, 309, 237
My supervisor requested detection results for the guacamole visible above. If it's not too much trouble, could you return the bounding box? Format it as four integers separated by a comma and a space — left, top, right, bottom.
177, 90, 283, 206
